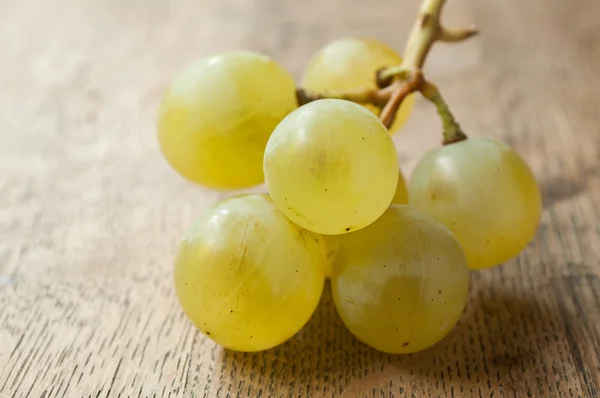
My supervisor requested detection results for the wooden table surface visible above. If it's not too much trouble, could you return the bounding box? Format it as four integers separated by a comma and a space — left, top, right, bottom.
1, 0, 600, 396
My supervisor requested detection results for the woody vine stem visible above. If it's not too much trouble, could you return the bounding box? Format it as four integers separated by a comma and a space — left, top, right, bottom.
295, 0, 477, 145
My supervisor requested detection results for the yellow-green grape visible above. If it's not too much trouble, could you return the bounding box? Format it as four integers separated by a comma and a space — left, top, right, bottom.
391, 167, 409, 204
302, 37, 414, 134
264, 99, 399, 235
331, 205, 470, 354
174, 194, 326, 352
409, 137, 542, 270
157, 51, 297, 189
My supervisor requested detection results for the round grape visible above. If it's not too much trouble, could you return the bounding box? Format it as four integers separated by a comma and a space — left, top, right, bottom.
302, 37, 414, 134
331, 205, 470, 354
174, 194, 326, 352
409, 137, 542, 270
158, 51, 297, 189
264, 99, 399, 235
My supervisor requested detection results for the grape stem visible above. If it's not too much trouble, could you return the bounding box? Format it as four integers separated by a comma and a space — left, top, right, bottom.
379, 70, 423, 129
296, 85, 394, 108
419, 80, 467, 144
398, 0, 477, 70
296, 0, 474, 145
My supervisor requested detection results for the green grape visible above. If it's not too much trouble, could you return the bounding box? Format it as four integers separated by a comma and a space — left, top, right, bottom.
391, 167, 409, 204
173, 194, 326, 352
264, 99, 399, 235
157, 51, 297, 189
409, 137, 542, 270
302, 37, 414, 134
331, 205, 470, 354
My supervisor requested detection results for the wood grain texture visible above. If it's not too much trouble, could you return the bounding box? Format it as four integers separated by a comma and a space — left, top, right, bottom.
1, 0, 600, 396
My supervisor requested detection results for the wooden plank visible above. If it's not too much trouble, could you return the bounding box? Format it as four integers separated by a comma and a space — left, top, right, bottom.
1, 0, 599, 396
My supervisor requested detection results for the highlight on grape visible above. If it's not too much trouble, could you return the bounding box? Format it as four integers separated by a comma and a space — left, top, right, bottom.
157, 0, 542, 354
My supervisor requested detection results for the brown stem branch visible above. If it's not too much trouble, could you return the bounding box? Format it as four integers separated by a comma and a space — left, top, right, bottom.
296, 86, 394, 108
379, 71, 424, 130
294, 0, 477, 137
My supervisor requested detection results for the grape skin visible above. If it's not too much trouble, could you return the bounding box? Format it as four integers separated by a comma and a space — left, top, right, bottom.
174, 194, 326, 352
264, 99, 399, 235
331, 205, 470, 354
157, 51, 297, 189
302, 37, 414, 134
409, 137, 542, 270
321, 169, 408, 279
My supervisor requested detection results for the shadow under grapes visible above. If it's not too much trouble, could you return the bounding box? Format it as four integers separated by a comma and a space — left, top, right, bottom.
215, 268, 596, 397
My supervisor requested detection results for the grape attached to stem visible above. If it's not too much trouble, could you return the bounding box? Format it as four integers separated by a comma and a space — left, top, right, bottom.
409, 137, 542, 270
302, 38, 415, 134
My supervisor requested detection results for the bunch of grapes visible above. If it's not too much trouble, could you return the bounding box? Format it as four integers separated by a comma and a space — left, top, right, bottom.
157, 1, 542, 355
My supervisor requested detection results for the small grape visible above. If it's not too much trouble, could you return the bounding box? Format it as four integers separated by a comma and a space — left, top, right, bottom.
174, 194, 326, 352
264, 99, 399, 235
409, 137, 542, 270
331, 205, 470, 354
157, 51, 297, 189
391, 167, 409, 204
302, 37, 414, 134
